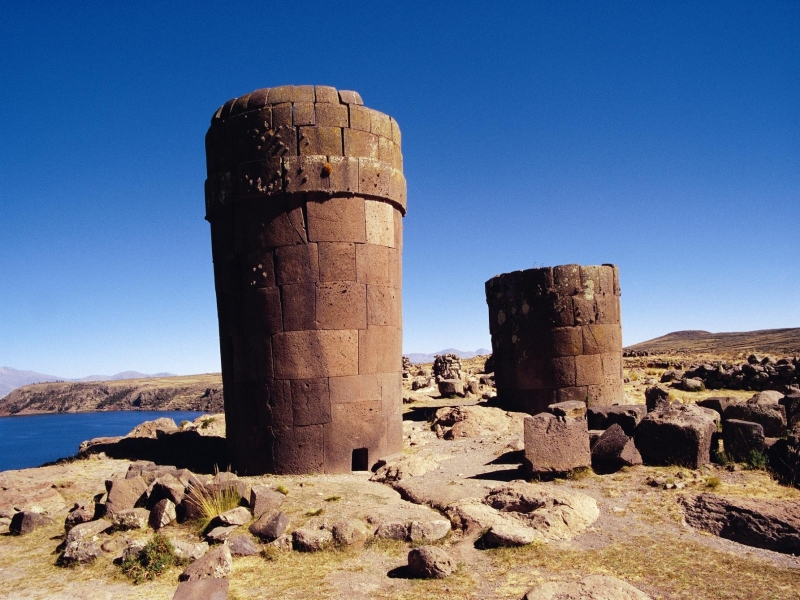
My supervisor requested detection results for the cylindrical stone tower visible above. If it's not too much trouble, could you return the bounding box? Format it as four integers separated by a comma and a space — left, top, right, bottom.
204, 85, 406, 475
485, 264, 623, 415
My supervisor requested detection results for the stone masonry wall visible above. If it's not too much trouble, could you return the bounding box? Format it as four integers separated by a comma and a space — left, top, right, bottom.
205, 85, 405, 475
485, 264, 623, 415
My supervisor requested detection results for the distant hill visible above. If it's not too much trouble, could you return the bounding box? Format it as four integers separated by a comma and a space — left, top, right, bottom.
0, 373, 222, 416
625, 328, 800, 356
405, 349, 491, 364
0, 367, 177, 399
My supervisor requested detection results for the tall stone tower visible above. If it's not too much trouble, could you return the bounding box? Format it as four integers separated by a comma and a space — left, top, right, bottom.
204, 85, 406, 475
485, 264, 623, 415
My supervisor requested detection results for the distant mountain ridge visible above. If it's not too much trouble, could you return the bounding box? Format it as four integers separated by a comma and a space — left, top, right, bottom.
0, 367, 176, 399
405, 349, 491, 364
625, 328, 800, 355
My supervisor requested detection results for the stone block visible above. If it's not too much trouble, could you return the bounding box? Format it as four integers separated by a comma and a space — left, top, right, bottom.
349, 104, 371, 131
634, 404, 717, 468
576, 354, 604, 386
438, 379, 465, 397
645, 385, 671, 412
572, 295, 597, 325
294, 85, 315, 103
697, 396, 738, 416
293, 101, 315, 126
283, 155, 329, 194
723, 419, 765, 463
358, 158, 390, 197
548, 400, 587, 418
315, 102, 348, 127
270, 425, 324, 474
556, 386, 590, 404
356, 244, 398, 288
325, 155, 359, 193
238, 159, 283, 198
601, 351, 622, 380
247, 87, 270, 109
338, 90, 363, 105
299, 126, 342, 156
724, 401, 787, 438
249, 486, 285, 518
318, 242, 357, 282
324, 401, 385, 472
378, 135, 394, 164
551, 356, 577, 387
290, 378, 332, 426
271, 102, 293, 128
273, 330, 359, 379
595, 293, 620, 324
306, 197, 366, 243
359, 326, 402, 374
591, 424, 642, 474
369, 109, 392, 138
315, 85, 339, 103
329, 373, 383, 404
275, 244, 319, 285
172, 578, 229, 600
587, 405, 646, 436
388, 168, 407, 210
523, 413, 590, 474
268, 85, 294, 104
281, 283, 317, 331
233, 108, 274, 163
365, 200, 396, 247
553, 264, 582, 297
393, 209, 403, 251
367, 285, 400, 327
343, 128, 379, 159
316, 281, 367, 329
582, 324, 620, 355
256, 380, 293, 429
390, 117, 401, 145
237, 199, 307, 250
240, 253, 276, 289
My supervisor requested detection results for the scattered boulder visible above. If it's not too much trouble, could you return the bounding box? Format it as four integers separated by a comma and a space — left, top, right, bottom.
112, 508, 150, 530
660, 370, 684, 383
634, 403, 717, 468
408, 519, 451, 543
696, 397, 738, 416
64, 501, 95, 532
66, 518, 111, 544
179, 545, 233, 581
432, 405, 519, 440
724, 398, 787, 438
292, 528, 333, 552
523, 413, 590, 474
127, 417, 178, 438
249, 511, 288, 542
148, 474, 186, 507
215, 506, 251, 527
149, 498, 177, 530
548, 401, 587, 418
122, 539, 147, 562
172, 539, 209, 562
591, 424, 642, 474
226, 534, 259, 557
407, 546, 456, 579
479, 522, 539, 548
269, 534, 294, 552
331, 520, 370, 548
438, 379, 465, 398
375, 521, 408, 540
105, 476, 147, 517
674, 378, 705, 392
767, 424, 800, 486
587, 405, 646, 436
10, 511, 53, 535
682, 493, 800, 554
523, 575, 651, 599
206, 526, 238, 544
780, 393, 800, 428
62, 539, 103, 564
645, 385, 671, 412
172, 578, 229, 600
249, 486, 284, 518
722, 419, 765, 463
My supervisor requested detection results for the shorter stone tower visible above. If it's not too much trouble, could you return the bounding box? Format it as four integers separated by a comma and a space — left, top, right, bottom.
485, 264, 623, 415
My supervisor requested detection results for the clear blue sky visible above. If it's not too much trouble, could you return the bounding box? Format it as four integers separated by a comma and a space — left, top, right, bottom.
1, 1, 798, 378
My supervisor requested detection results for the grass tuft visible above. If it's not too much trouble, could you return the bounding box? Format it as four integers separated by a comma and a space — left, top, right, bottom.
185, 484, 241, 532
276, 485, 289, 496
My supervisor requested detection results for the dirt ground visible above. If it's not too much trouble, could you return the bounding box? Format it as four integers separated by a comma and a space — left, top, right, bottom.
1, 360, 799, 599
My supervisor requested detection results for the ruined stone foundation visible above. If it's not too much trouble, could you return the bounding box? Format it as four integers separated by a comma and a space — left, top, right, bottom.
485, 264, 623, 415
204, 85, 406, 474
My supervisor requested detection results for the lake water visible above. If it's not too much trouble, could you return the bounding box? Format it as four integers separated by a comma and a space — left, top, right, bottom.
0, 411, 205, 472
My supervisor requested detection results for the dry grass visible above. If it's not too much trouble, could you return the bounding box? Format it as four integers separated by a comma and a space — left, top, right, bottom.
488, 535, 800, 600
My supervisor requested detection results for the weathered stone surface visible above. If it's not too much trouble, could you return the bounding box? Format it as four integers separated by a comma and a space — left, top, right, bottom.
407, 546, 456, 579
682, 493, 800, 554
62, 539, 103, 563
432, 405, 519, 440
644, 386, 670, 412
10, 511, 53, 535
524, 413, 590, 474
331, 519, 370, 547
523, 575, 651, 599
122, 539, 147, 562
375, 521, 408, 540
674, 377, 705, 392
697, 397, 738, 416
249, 486, 285, 518
65, 501, 95, 532
172, 579, 229, 600
106, 476, 147, 517
587, 404, 646, 435
724, 400, 787, 438
548, 400, 587, 418
128, 417, 178, 438
249, 510, 288, 542
179, 545, 233, 581
722, 419, 765, 462
206, 525, 238, 543
480, 522, 539, 547
591, 424, 642, 474
112, 508, 150, 530
293, 527, 333, 552
171, 539, 209, 562
769, 424, 800, 486
634, 404, 717, 468
227, 534, 259, 556
148, 474, 186, 507
66, 518, 111, 544
216, 506, 251, 527
438, 379, 465, 398
149, 498, 177, 530
408, 519, 451, 543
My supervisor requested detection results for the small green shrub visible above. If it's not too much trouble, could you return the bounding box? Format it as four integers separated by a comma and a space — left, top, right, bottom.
120, 533, 181, 584
200, 417, 216, 430
746, 449, 769, 470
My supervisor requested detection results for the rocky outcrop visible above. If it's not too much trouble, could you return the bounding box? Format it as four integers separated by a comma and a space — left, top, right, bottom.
407, 546, 456, 579
523, 575, 651, 599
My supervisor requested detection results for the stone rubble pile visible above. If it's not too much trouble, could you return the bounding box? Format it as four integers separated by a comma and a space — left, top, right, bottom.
665, 355, 799, 394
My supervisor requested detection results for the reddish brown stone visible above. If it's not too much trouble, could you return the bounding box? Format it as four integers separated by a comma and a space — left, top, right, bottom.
338, 90, 363, 105
316, 281, 367, 330
390, 117, 401, 145
359, 326, 402, 374
378, 136, 394, 165
552, 356, 577, 387
293, 102, 315, 126
299, 126, 342, 156
307, 197, 366, 243
550, 326, 583, 357
273, 330, 359, 379
365, 200, 396, 247
576, 354, 604, 386
358, 158, 390, 198
290, 378, 332, 426
315, 103, 348, 128
256, 380, 293, 428
271, 425, 324, 474
344, 129, 379, 159
595, 293, 620, 324
325, 156, 359, 193
318, 242, 357, 282
557, 386, 590, 404
367, 285, 400, 327
275, 244, 319, 285
553, 264, 582, 297
314, 85, 339, 104
572, 295, 597, 325
356, 244, 399, 288
582, 324, 620, 355
268, 86, 294, 104
369, 110, 392, 138
324, 401, 385, 472
283, 155, 329, 194
328, 373, 382, 404
282, 283, 317, 331
294, 85, 315, 103
244, 287, 282, 334
272, 102, 293, 128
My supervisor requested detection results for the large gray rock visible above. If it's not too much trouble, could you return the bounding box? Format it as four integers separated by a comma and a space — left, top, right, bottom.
645, 386, 670, 412
724, 399, 787, 438
172, 579, 229, 600
697, 397, 738, 417
591, 424, 642, 474
249, 511, 288, 542
249, 486, 285, 518
10, 511, 53, 535
293, 528, 333, 552
408, 519, 451, 543
587, 405, 646, 436
480, 522, 539, 548
682, 493, 800, 554
105, 476, 147, 517
216, 506, 251, 527
66, 518, 111, 544
524, 413, 590, 474
407, 546, 456, 579
331, 520, 370, 548
206, 525, 238, 544
148, 474, 186, 508
227, 534, 259, 557
64, 501, 95, 532
634, 403, 717, 468
179, 545, 232, 581
722, 419, 765, 462
523, 575, 651, 599
548, 401, 587, 418
112, 508, 150, 530
171, 539, 209, 562
374, 521, 408, 540
438, 379, 465, 398
149, 498, 177, 530
62, 540, 103, 564
780, 393, 800, 428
